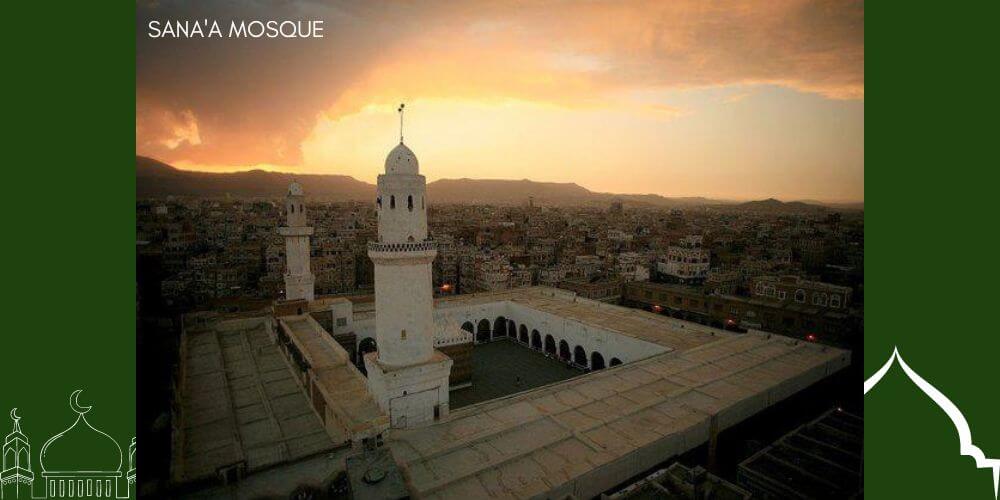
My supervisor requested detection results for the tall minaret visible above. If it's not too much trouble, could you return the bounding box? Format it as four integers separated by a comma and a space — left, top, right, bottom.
364, 105, 452, 428
279, 181, 315, 301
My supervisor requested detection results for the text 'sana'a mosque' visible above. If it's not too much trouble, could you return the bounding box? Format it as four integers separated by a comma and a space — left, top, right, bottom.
1, 392, 135, 499
174, 110, 851, 499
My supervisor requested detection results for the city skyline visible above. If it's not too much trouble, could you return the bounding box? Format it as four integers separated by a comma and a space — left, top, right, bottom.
136, 0, 864, 202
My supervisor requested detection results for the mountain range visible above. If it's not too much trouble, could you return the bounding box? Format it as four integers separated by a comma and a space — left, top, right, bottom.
137, 156, 861, 211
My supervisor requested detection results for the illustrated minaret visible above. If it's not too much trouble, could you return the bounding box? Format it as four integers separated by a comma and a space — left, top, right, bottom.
279, 181, 315, 301
126, 437, 136, 496
364, 104, 453, 429
1, 409, 34, 500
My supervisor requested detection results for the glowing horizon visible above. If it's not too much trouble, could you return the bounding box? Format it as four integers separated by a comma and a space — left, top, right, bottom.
137, 1, 864, 202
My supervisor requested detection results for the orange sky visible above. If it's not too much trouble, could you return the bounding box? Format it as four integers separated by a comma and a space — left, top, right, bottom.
137, 0, 864, 202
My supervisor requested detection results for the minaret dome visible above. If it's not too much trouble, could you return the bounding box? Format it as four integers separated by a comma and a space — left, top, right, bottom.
385, 142, 419, 175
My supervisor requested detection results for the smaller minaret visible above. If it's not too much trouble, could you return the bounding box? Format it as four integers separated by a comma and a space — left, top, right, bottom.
278, 181, 315, 301
1, 409, 34, 500
127, 437, 137, 495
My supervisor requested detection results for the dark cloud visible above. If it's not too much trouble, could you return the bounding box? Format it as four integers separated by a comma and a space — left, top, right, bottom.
137, 0, 863, 167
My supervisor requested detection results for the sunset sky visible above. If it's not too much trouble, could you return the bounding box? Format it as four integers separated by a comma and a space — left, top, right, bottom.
136, 0, 864, 202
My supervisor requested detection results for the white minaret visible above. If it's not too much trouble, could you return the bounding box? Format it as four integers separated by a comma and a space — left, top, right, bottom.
364, 104, 452, 428
279, 181, 315, 301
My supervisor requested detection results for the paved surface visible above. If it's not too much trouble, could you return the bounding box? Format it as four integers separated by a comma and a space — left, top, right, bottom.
176, 318, 334, 483
450, 340, 583, 409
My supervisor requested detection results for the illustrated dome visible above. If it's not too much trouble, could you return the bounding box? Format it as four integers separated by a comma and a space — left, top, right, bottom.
288, 181, 304, 196
385, 142, 419, 175
39, 391, 122, 473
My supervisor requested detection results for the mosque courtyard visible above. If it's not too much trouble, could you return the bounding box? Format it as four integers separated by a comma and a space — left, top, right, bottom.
449, 340, 584, 409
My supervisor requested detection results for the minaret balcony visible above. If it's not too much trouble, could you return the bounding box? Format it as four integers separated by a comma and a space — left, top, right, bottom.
368, 240, 438, 261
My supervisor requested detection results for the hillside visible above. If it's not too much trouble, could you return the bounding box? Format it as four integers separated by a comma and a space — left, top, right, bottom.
135, 156, 861, 210
136, 156, 375, 200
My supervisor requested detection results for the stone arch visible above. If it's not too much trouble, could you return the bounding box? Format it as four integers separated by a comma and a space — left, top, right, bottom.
544, 335, 556, 355
493, 316, 507, 340
461, 321, 474, 333
559, 340, 570, 361
519, 324, 528, 343
477, 319, 491, 343
591, 352, 606, 370
531, 330, 542, 350
574, 345, 588, 367
507, 319, 516, 337
610, 357, 623, 367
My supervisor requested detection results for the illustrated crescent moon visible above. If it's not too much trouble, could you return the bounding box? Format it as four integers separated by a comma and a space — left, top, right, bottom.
9, 408, 18, 421
70, 389, 92, 414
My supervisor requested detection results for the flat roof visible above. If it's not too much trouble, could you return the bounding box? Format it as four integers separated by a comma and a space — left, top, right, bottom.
391, 332, 850, 499
278, 315, 387, 438
433, 287, 729, 352
175, 318, 335, 483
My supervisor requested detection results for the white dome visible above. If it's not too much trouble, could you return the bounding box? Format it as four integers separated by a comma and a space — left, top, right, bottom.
288, 181, 304, 196
385, 142, 419, 175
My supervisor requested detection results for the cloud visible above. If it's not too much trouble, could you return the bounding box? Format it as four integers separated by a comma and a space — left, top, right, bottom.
136, 0, 863, 169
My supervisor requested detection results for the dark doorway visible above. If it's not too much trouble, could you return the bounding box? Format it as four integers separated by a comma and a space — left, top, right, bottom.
462, 321, 474, 333
531, 330, 542, 350
574, 346, 587, 367
493, 316, 507, 340
477, 319, 491, 343
559, 340, 570, 361
610, 357, 622, 367
519, 325, 528, 343
591, 352, 606, 370
544, 335, 556, 355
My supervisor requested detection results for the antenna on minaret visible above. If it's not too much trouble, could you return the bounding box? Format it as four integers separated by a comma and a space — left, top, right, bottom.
398, 103, 405, 143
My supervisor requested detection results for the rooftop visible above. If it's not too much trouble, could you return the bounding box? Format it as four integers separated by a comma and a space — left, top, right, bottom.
434, 287, 726, 352
174, 318, 334, 483
391, 332, 849, 499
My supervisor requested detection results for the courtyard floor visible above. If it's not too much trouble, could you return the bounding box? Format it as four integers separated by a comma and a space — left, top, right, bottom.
449, 339, 583, 409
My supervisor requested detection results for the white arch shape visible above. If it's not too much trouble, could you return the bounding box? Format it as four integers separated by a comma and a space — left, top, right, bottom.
865, 347, 999, 498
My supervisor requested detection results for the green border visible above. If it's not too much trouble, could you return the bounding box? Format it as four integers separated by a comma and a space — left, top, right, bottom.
866, 2, 999, 498
2, 0, 136, 487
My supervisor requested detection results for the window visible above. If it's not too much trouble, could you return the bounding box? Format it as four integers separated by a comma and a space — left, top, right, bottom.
390, 195, 396, 209
401, 329, 407, 340
407, 195, 414, 211
778, 291, 787, 300
795, 289, 806, 303
830, 295, 842, 308
377, 197, 382, 208
336, 317, 347, 327
290, 204, 295, 213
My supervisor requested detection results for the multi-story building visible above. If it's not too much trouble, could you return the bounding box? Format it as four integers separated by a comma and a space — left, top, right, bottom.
751, 275, 852, 310
657, 235, 709, 284
624, 281, 860, 345
472, 254, 511, 292
615, 252, 650, 283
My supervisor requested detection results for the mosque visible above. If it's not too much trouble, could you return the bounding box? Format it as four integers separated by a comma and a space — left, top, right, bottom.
172, 115, 851, 498
1, 392, 136, 499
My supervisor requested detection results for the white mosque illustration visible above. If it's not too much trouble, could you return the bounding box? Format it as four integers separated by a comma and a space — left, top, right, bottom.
1, 390, 135, 499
